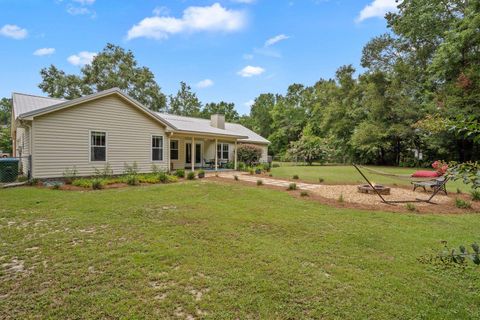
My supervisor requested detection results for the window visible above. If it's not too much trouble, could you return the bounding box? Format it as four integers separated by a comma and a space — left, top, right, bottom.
170, 140, 179, 160
90, 131, 106, 162
217, 143, 229, 160
152, 136, 163, 161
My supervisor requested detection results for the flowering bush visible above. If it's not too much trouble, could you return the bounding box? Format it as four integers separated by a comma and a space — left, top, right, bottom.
432, 160, 448, 175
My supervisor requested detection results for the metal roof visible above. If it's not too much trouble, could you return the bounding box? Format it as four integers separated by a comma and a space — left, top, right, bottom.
12, 93, 64, 119
12, 89, 269, 144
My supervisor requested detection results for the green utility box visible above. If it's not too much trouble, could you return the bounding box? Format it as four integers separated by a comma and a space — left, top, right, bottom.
0, 158, 19, 183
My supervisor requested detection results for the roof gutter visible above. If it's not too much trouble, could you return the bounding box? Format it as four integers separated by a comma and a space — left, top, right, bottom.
167, 129, 248, 140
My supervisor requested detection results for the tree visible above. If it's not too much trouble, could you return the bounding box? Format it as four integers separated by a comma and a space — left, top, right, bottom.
168, 82, 202, 117
249, 94, 275, 138
0, 98, 12, 126
201, 101, 239, 122
39, 43, 167, 111
287, 134, 326, 165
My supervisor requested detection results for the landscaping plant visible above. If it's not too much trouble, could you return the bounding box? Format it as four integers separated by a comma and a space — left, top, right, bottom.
455, 198, 472, 209
175, 169, 185, 178
187, 171, 196, 180
287, 183, 297, 190
256, 180, 263, 186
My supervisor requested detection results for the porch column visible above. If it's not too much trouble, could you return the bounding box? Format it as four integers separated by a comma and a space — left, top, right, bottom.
215, 138, 218, 171
191, 136, 195, 172
166, 133, 171, 172
234, 140, 238, 170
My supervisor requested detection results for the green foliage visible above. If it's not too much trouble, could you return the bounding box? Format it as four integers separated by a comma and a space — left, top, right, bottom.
287, 134, 327, 165
237, 144, 262, 166
91, 178, 104, 190
405, 203, 417, 212
420, 242, 480, 268
256, 179, 263, 186
94, 163, 113, 178
234, 175, 239, 181
455, 198, 472, 209
318, 177, 324, 183
158, 172, 168, 183
175, 169, 185, 178
123, 162, 139, 185
125, 175, 139, 186
300, 191, 309, 197
292, 174, 299, 180
186, 171, 196, 180
51, 182, 61, 190
200, 101, 239, 122
471, 190, 480, 201
197, 169, 205, 178
62, 166, 78, 184
287, 183, 297, 191
39, 44, 166, 111
169, 82, 202, 117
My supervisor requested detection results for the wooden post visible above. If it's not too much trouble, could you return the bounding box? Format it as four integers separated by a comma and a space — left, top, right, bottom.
191, 136, 195, 172
234, 140, 238, 170
215, 138, 218, 172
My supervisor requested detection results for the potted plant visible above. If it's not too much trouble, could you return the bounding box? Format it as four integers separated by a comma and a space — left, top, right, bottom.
255, 166, 262, 174
198, 169, 205, 179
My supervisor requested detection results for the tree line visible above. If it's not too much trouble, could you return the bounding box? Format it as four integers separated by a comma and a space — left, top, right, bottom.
1, 0, 478, 166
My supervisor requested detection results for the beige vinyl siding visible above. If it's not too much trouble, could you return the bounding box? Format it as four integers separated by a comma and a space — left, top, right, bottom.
32, 95, 168, 178
170, 137, 187, 170
16, 126, 31, 175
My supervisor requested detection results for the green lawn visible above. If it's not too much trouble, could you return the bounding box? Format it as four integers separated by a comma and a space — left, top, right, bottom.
1, 182, 479, 319
271, 164, 471, 193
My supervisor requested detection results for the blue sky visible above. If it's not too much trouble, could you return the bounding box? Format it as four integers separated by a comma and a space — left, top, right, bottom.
0, 0, 397, 114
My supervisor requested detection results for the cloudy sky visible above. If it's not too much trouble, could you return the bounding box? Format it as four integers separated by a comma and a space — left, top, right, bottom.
0, 0, 398, 114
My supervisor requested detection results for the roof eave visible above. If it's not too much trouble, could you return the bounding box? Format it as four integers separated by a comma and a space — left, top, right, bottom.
168, 129, 248, 140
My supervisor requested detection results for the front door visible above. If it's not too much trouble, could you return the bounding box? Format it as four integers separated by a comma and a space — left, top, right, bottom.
185, 143, 202, 167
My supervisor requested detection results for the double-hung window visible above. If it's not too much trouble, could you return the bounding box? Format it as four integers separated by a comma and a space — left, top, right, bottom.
90, 131, 106, 162
152, 136, 163, 161
217, 143, 229, 160
170, 140, 179, 160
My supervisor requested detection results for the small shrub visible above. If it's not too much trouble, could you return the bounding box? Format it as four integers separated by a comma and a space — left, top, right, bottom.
262, 162, 271, 172
255, 167, 262, 174
51, 182, 61, 190
62, 166, 78, 184
126, 175, 139, 186
248, 167, 254, 175
94, 163, 113, 178
419, 241, 480, 267
455, 198, 472, 209
151, 164, 160, 174
256, 179, 263, 186
91, 178, 104, 190
123, 162, 139, 176
187, 171, 196, 180
198, 169, 205, 178
72, 178, 92, 188
471, 190, 480, 201
405, 203, 417, 212
138, 174, 159, 184
17, 175, 28, 182
457, 188, 462, 194
292, 174, 299, 180
28, 178, 40, 186
318, 177, 324, 183
158, 172, 168, 183
175, 169, 185, 178
268, 173, 273, 177
237, 144, 262, 166
234, 175, 239, 181
287, 183, 297, 191
338, 193, 344, 203
300, 191, 309, 197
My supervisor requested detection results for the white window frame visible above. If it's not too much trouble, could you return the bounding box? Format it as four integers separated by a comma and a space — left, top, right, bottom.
89, 130, 107, 163
170, 139, 179, 160
217, 143, 229, 160
151, 135, 164, 162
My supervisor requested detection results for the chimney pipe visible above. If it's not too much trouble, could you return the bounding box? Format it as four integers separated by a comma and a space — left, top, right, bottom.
210, 114, 225, 129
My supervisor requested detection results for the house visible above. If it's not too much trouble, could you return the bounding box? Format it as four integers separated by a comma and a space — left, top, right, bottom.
11, 88, 269, 179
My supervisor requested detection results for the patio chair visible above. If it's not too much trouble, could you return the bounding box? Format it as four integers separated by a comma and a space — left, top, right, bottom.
412, 176, 448, 195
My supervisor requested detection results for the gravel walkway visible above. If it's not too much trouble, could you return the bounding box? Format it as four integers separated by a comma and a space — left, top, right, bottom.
216, 172, 451, 206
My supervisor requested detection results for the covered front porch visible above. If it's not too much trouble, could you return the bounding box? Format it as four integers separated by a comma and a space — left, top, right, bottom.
167, 132, 241, 172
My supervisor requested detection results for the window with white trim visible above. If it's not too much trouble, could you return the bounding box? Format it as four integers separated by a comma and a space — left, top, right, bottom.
90, 131, 106, 162
170, 140, 179, 160
217, 143, 229, 160
152, 136, 163, 161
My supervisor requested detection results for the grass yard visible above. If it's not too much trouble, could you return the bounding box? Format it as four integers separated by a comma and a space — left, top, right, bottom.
271, 164, 471, 193
1, 181, 480, 319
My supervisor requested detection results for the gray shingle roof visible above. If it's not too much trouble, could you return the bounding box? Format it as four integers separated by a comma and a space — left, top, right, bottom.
12, 93, 64, 119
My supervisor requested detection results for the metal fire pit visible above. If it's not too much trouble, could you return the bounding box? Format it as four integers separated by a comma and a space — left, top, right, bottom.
357, 184, 391, 195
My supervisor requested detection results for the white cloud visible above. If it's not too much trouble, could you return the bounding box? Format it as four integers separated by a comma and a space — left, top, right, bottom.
238, 65, 265, 77
72, 0, 95, 4
127, 3, 246, 40
265, 34, 289, 47
0, 24, 28, 39
196, 79, 214, 88
33, 48, 55, 56
244, 99, 255, 108
67, 51, 97, 66
356, 0, 399, 22
243, 53, 254, 60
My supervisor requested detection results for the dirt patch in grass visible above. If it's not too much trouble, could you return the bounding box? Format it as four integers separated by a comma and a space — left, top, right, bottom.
208, 176, 479, 214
